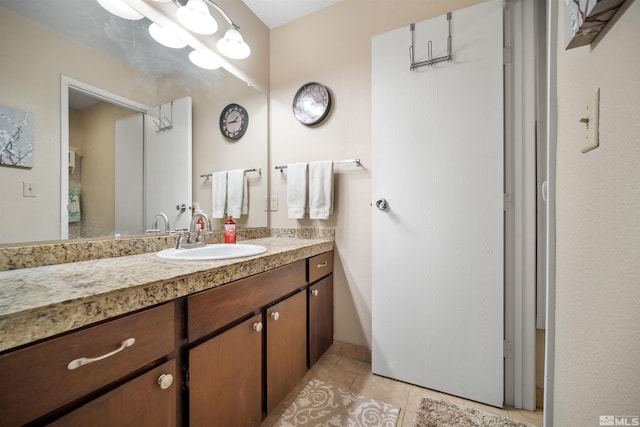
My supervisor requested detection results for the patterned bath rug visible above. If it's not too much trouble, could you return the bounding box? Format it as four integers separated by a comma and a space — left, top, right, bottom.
413, 397, 535, 427
272, 379, 400, 426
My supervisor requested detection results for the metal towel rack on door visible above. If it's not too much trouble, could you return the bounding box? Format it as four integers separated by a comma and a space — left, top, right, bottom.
409, 12, 453, 71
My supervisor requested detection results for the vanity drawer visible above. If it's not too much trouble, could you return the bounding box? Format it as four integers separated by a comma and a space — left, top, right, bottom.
308, 251, 333, 283
188, 260, 306, 342
0, 302, 175, 426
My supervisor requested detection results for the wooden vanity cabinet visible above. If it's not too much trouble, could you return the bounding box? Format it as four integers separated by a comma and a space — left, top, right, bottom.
308, 251, 334, 367
0, 250, 334, 427
186, 261, 308, 425
0, 302, 176, 426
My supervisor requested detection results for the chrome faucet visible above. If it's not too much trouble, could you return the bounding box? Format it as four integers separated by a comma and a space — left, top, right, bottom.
146, 212, 170, 234
176, 211, 211, 249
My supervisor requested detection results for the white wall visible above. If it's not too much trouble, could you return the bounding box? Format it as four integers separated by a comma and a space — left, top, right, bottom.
269, 0, 483, 347
554, 1, 640, 424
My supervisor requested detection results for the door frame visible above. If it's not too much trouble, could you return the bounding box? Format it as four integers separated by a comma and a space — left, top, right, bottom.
503, 0, 538, 410
543, 0, 558, 424
60, 76, 150, 239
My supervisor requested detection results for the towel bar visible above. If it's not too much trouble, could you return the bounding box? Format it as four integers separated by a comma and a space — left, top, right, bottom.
275, 158, 361, 171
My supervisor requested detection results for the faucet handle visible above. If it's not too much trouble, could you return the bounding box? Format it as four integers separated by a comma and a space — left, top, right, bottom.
175, 232, 188, 249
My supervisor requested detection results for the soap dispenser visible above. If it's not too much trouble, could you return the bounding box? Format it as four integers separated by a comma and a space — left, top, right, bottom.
224, 216, 236, 244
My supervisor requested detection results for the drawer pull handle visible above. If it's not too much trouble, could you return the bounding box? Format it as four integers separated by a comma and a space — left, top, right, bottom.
311, 289, 319, 297
317, 261, 328, 268
67, 338, 136, 370
252, 322, 263, 332
158, 374, 174, 390
271, 311, 280, 321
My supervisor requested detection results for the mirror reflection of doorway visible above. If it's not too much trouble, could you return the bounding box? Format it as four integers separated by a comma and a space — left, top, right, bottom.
62, 78, 193, 241
67, 89, 141, 239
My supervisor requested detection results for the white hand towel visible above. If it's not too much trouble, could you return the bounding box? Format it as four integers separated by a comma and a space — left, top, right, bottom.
287, 162, 308, 219
309, 160, 334, 220
227, 169, 245, 218
211, 171, 227, 218
242, 174, 249, 216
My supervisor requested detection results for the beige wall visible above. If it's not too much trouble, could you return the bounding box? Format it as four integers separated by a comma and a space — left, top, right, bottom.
554, 1, 640, 424
269, 0, 482, 347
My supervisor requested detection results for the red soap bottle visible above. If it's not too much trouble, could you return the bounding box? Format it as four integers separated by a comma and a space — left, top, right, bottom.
224, 216, 236, 244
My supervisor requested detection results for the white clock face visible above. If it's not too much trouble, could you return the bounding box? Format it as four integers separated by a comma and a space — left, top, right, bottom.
293, 83, 331, 126
226, 110, 243, 133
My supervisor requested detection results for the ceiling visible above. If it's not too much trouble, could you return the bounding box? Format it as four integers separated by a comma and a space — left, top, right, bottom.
240, 0, 343, 28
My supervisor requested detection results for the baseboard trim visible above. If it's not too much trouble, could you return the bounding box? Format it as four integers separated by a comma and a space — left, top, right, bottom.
328, 340, 371, 363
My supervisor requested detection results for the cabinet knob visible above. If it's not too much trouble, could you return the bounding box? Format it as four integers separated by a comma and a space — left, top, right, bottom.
311, 289, 319, 297
252, 322, 263, 332
270, 311, 280, 321
158, 374, 174, 390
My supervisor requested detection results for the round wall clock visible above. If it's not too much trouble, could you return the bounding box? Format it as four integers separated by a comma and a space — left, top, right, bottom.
219, 103, 248, 140
292, 82, 332, 126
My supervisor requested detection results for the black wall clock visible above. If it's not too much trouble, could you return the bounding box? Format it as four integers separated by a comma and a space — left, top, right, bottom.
219, 103, 248, 140
292, 82, 332, 126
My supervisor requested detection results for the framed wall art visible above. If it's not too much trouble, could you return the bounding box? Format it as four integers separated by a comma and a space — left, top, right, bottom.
0, 104, 34, 168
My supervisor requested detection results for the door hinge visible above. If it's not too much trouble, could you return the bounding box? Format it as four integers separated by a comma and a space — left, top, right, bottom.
503, 193, 511, 212
503, 47, 512, 65
503, 339, 512, 359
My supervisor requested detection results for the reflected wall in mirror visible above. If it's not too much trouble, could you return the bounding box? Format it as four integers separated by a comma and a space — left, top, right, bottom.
0, 0, 267, 245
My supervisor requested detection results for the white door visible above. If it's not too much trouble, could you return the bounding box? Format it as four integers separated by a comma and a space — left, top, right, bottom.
145, 97, 193, 232
372, 0, 504, 407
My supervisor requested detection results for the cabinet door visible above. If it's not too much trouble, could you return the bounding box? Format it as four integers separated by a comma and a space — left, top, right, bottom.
266, 291, 307, 413
189, 314, 263, 427
309, 275, 334, 366
50, 360, 177, 427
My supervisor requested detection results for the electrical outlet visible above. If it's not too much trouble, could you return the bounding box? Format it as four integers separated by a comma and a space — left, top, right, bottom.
270, 196, 278, 211
23, 182, 37, 197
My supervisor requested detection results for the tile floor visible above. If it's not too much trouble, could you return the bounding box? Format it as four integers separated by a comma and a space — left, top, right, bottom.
261, 342, 543, 427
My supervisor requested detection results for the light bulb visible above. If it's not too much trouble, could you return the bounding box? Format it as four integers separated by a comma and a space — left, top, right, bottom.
148, 23, 187, 49
216, 28, 251, 60
189, 50, 221, 69
96, 0, 143, 20
176, 0, 218, 35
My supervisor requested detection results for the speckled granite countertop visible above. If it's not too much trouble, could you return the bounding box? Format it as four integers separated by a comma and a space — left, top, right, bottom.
0, 237, 333, 353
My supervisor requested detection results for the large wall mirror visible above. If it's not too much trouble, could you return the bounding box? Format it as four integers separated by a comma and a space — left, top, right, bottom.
0, 0, 268, 246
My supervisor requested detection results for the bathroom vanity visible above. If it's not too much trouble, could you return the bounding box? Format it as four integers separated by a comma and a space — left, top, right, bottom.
0, 236, 334, 426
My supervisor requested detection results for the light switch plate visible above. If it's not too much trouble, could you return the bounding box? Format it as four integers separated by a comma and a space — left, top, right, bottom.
581, 88, 599, 153
270, 196, 278, 211
23, 182, 37, 197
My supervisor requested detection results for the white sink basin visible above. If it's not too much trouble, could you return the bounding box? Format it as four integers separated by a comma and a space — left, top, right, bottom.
157, 244, 267, 261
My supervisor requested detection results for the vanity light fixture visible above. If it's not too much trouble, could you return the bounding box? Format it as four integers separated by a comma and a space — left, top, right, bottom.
173, 0, 251, 59
96, 0, 251, 65
96, 0, 144, 20
148, 22, 187, 48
